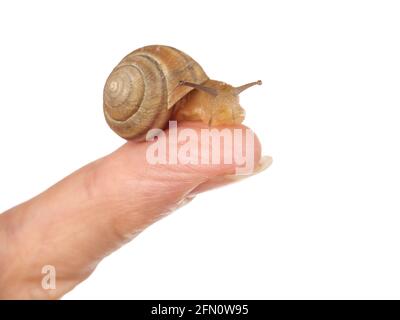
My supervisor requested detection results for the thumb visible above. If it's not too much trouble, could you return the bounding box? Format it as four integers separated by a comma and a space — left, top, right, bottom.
0, 122, 270, 299
99, 122, 266, 235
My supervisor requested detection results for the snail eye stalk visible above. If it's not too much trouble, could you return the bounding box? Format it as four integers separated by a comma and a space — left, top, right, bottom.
179, 80, 218, 96
235, 80, 262, 94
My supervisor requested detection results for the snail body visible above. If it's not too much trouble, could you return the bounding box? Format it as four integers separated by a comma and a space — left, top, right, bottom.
103, 45, 261, 140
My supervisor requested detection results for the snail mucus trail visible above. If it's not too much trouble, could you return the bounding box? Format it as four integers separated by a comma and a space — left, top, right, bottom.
103, 45, 262, 140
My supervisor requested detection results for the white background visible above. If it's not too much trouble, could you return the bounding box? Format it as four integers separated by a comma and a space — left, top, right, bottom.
0, 0, 399, 299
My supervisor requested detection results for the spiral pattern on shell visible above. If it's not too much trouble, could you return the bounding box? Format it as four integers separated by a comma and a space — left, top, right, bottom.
103, 45, 209, 140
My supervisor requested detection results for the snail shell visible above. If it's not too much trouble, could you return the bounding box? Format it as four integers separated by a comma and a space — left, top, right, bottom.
103, 45, 209, 140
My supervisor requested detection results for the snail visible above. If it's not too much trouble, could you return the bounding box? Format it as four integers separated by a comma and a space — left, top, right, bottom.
103, 45, 261, 140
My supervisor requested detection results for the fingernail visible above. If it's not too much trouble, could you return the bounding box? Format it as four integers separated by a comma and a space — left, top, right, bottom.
191, 156, 273, 194
221, 155, 273, 182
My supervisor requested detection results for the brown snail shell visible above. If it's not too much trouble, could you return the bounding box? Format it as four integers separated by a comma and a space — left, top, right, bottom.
103, 45, 209, 140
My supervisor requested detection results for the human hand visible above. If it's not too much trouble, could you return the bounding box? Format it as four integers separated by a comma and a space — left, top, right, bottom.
0, 122, 271, 299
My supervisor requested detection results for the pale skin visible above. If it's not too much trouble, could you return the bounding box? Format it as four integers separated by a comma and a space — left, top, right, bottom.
0, 122, 271, 299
